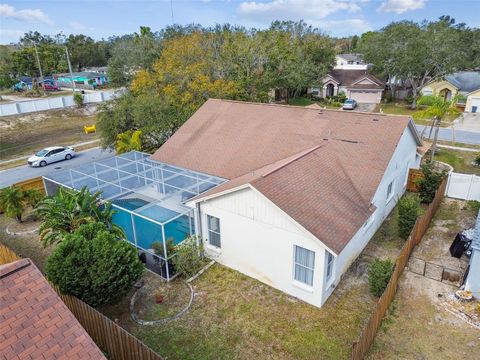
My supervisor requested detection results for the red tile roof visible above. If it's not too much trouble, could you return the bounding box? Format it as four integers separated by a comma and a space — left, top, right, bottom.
153, 99, 420, 254
0, 259, 106, 360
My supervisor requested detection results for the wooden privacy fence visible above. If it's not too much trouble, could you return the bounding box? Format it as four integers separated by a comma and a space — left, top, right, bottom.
351, 178, 447, 360
0, 244, 163, 360
406, 168, 423, 192
12, 176, 45, 194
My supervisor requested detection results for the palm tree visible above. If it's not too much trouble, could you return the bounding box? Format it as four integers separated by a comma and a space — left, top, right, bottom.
36, 186, 124, 246
115, 130, 143, 154
414, 95, 460, 162
0, 186, 26, 222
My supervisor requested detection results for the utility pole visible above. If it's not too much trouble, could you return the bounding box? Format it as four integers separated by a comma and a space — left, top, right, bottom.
32, 43, 46, 96
65, 46, 76, 93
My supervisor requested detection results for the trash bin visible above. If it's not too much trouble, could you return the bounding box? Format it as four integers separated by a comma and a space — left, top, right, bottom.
449, 233, 472, 258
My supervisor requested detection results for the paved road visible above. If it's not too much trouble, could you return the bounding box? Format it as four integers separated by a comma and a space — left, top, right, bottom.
416, 125, 480, 145
0, 147, 114, 188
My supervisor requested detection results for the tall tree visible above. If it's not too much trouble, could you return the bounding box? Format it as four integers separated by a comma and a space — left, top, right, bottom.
357, 17, 472, 108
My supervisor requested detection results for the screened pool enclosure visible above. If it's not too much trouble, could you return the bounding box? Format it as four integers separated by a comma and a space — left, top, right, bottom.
43, 151, 226, 280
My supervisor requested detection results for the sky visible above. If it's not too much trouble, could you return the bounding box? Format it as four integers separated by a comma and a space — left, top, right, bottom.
1, 0, 479, 44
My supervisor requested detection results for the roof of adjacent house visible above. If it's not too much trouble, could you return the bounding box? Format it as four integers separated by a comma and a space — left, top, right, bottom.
0, 258, 106, 360
336, 54, 365, 63
327, 70, 385, 89
152, 99, 420, 254
57, 72, 105, 79
444, 71, 480, 93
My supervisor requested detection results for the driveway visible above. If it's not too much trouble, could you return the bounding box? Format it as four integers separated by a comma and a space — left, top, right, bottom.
356, 103, 376, 112
453, 112, 480, 133
0, 147, 114, 188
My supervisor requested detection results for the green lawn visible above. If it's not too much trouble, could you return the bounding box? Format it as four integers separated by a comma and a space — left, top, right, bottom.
375, 103, 457, 127
288, 96, 314, 106
434, 148, 480, 175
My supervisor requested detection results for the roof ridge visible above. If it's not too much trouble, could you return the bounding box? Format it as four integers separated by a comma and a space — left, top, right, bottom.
261, 144, 325, 178
209, 98, 394, 117
0, 258, 31, 279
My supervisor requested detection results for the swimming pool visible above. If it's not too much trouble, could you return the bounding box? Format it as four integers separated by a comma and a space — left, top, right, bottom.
112, 198, 192, 251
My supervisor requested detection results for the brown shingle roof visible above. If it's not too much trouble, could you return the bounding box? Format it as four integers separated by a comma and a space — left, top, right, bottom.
153, 99, 420, 254
0, 259, 106, 360
328, 70, 385, 88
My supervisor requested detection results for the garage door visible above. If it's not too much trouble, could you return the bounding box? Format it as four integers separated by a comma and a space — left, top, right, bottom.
471, 98, 480, 113
350, 90, 381, 104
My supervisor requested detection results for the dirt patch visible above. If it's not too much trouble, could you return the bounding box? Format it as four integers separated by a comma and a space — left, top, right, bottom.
0, 106, 98, 161
133, 275, 192, 321
0, 214, 52, 271
368, 272, 480, 360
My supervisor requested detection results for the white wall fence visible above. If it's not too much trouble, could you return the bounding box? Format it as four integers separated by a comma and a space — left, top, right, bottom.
446, 172, 480, 201
0, 89, 124, 117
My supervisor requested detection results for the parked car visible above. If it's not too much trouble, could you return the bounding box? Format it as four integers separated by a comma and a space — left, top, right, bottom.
27, 146, 75, 167
343, 99, 357, 110
42, 83, 58, 91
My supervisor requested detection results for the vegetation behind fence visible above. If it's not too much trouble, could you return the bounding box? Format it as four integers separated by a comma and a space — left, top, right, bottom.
0, 244, 163, 360
351, 178, 447, 360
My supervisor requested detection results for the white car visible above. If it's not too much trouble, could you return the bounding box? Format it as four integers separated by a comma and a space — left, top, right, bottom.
27, 146, 75, 167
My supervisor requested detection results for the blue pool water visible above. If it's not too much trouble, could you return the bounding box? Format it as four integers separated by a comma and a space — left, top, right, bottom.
111, 198, 191, 251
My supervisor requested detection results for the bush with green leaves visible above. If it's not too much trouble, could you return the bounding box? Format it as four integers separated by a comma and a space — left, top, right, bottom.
416, 163, 446, 204
45, 222, 144, 307
151, 238, 175, 258
368, 258, 394, 297
398, 195, 421, 239
36, 186, 124, 246
73, 92, 84, 107
172, 236, 204, 278
474, 154, 480, 167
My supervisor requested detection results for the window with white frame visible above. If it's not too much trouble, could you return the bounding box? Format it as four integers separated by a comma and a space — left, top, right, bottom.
207, 215, 221, 248
325, 250, 334, 282
386, 180, 394, 202
294, 245, 315, 286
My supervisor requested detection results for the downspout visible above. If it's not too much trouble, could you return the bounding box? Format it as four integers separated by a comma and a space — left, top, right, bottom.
196, 202, 203, 248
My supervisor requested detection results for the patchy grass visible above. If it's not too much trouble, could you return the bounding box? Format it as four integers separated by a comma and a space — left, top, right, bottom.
437, 140, 480, 150
0, 107, 98, 161
100, 262, 378, 360
288, 96, 314, 106
375, 103, 457, 127
434, 148, 480, 175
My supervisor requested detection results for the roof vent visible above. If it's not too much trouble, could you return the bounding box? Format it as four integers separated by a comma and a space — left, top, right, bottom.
372, 118, 379, 122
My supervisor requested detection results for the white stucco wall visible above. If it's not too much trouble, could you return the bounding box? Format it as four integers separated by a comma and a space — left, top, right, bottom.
195, 124, 421, 307
198, 187, 333, 307
334, 56, 368, 70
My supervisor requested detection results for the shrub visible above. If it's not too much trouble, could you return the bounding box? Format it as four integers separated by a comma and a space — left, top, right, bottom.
37, 186, 124, 246
0, 186, 43, 222
368, 259, 394, 297
172, 236, 204, 278
151, 238, 175, 258
416, 163, 446, 204
398, 195, 421, 239
474, 154, 480, 166
45, 222, 144, 307
73, 92, 84, 107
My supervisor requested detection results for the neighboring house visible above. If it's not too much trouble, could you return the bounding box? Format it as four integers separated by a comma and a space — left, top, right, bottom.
421, 71, 480, 113
57, 71, 108, 88
310, 70, 385, 103
82, 66, 108, 75
465, 211, 480, 298
152, 99, 422, 307
334, 54, 369, 70
0, 258, 106, 359
12, 76, 34, 91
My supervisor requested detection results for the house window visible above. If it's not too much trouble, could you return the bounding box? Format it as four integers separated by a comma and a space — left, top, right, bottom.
325, 251, 334, 282
386, 180, 394, 202
294, 246, 315, 286
207, 215, 221, 248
